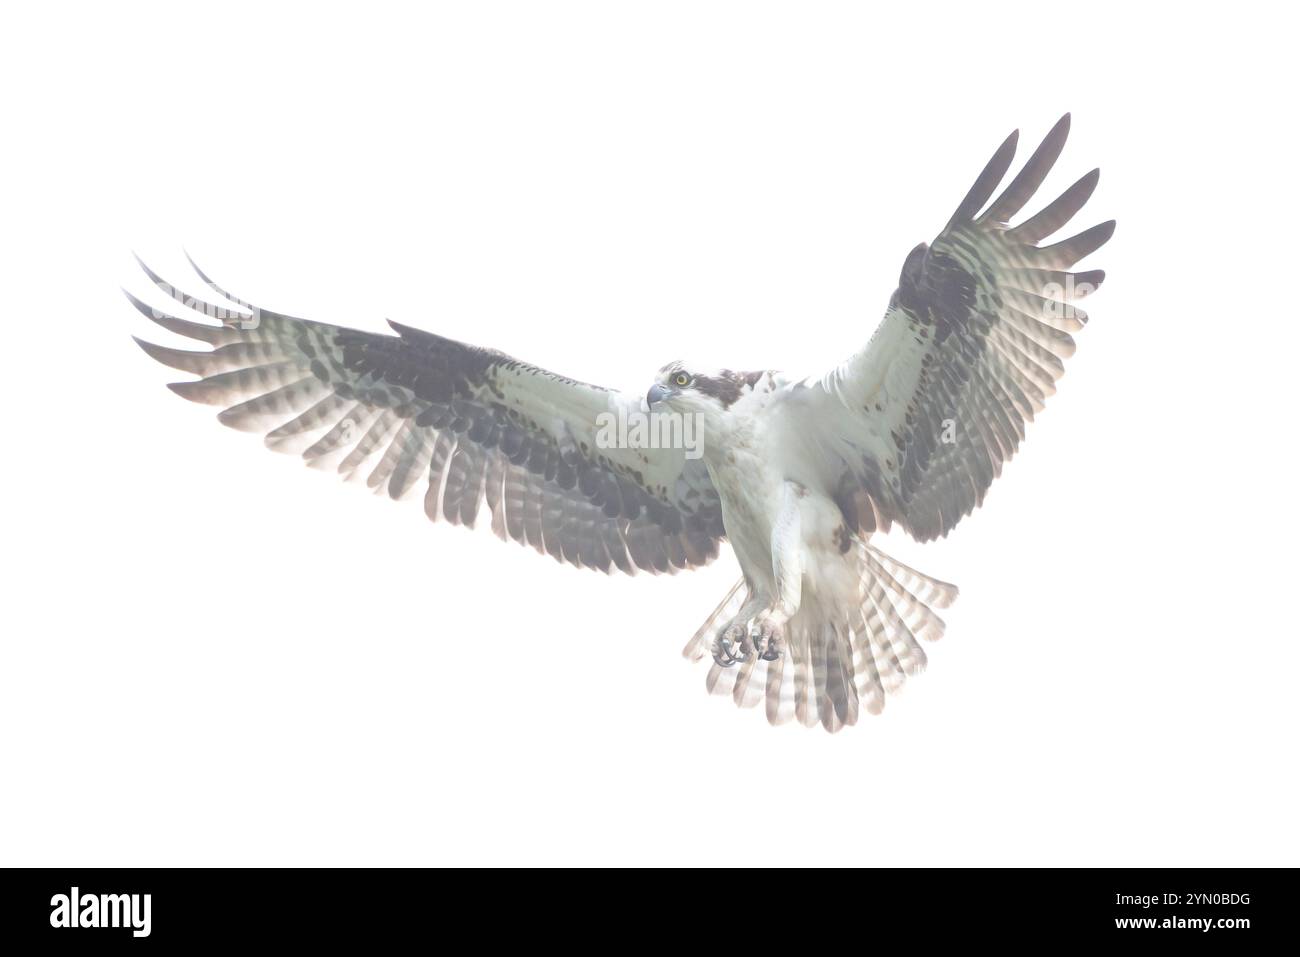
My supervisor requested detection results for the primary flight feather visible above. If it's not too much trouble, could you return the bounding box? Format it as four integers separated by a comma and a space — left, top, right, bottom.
129, 114, 1112, 731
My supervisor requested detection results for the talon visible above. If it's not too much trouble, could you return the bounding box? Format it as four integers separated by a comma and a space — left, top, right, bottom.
747, 616, 784, 662
712, 632, 749, 668
710, 638, 732, 667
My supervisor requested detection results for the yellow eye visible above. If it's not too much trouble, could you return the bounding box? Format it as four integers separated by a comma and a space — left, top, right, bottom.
674, 373, 690, 387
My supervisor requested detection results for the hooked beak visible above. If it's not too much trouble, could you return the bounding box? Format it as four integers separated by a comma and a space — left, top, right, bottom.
645, 383, 672, 408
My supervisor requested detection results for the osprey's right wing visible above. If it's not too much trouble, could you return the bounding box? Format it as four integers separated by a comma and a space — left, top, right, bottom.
128, 257, 725, 574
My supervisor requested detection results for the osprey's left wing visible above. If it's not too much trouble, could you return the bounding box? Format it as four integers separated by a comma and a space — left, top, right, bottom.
804, 114, 1113, 542
128, 257, 725, 573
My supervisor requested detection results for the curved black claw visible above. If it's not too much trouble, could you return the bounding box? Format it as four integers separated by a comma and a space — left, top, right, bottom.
712, 633, 749, 668
748, 620, 784, 662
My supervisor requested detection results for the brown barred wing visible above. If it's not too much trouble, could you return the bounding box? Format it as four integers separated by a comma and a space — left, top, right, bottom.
813, 114, 1113, 541
128, 256, 724, 573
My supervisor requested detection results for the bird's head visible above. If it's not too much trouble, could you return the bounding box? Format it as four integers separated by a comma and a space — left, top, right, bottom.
645, 361, 760, 417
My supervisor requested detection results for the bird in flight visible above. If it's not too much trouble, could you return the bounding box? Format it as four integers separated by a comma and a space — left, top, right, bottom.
129, 114, 1112, 732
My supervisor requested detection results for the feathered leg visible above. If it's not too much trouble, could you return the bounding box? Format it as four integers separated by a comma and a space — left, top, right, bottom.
747, 481, 805, 659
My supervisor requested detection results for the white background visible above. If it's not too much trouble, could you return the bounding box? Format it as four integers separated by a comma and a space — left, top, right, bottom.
3, 1, 1297, 866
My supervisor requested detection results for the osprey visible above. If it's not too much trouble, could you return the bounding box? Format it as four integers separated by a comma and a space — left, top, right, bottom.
129, 114, 1112, 732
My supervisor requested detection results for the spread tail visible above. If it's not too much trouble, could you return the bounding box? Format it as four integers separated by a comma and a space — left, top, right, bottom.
683, 543, 957, 732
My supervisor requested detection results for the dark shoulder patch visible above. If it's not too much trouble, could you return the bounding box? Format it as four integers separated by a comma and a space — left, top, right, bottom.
831, 524, 852, 554
894, 243, 977, 344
